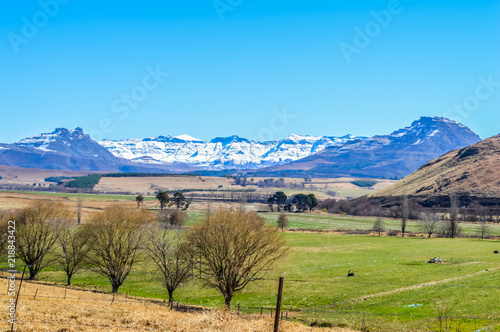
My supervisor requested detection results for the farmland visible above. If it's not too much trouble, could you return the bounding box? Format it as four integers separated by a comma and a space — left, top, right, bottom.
1, 191, 499, 331
8, 232, 499, 331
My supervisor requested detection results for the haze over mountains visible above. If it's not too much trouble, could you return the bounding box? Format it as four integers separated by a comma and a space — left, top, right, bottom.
0, 117, 482, 178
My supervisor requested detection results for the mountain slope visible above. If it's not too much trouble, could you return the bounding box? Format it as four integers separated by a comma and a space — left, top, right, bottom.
99, 134, 363, 169
371, 134, 500, 198
256, 117, 481, 178
0, 128, 193, 173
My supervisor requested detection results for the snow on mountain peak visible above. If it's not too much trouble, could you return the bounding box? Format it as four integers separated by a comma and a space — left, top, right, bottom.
174, 134, 203, 142
99, 133, 362, 169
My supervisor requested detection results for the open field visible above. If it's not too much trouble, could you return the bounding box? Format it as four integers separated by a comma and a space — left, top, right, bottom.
2, 191, 500, 331
0, 165, 96, 187
258, 212, 500, 237
0, 277, 350, 332
94, 175, 394, 199
2, 191, 500, 237
5, 233, 499, 331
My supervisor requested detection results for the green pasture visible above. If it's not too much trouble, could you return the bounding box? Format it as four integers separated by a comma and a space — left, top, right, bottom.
11, 233, 499, 331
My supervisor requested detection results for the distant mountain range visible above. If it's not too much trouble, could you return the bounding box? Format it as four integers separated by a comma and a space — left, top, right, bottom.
99, 133, 364, 169
0, 128, 193, 173
0, 117, 482, 177
250, 117, 482, 178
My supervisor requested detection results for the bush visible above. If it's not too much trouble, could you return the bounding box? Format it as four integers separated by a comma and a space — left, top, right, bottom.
310, 320, 333, 327
387, 229, 399, 237
158, 209, 188, 228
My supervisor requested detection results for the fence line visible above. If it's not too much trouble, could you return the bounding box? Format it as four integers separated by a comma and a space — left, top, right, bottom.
1, 291, 499, 323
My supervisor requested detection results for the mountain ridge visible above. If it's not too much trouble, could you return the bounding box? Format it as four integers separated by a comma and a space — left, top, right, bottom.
252, 117, 481, 178
0, 117, 482, 177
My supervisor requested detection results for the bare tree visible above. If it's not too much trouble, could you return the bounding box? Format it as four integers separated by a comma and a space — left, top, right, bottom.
446, 195, 460, 239
277, 211, 289, 232
144, 226, 192, 303
478, 220, 491, 240
11, 201, 70, 279
419, 212, 440, 238
77, 192, 83, 225
83, 207, 153, 293
401, 195, 409, 238
55, 222, 91, 285
372, 217, 385, 236
187, 209, 287, 309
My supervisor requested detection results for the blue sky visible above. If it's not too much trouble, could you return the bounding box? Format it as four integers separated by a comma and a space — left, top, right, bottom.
1, 0, 499, 143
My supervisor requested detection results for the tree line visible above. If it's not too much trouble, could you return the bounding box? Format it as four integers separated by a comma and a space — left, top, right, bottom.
267, 191, 318, 212
0, 201, 287, 309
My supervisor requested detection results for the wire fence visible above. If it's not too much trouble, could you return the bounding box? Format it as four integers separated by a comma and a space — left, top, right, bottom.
2, 266, 499, 330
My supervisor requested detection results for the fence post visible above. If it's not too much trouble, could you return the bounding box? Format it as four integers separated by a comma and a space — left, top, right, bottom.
11, 266, 26, 332
273, 277, 284, 332
33, 289, 38, 300
260, 306, 263, 316
238, 303, 240, 314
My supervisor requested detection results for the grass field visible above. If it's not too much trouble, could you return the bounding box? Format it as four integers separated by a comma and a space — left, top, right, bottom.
2, 191, 500, 331
258, 212, 500, 237
11, 233, 499, 331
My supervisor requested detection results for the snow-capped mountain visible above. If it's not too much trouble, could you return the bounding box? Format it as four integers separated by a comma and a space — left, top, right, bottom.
259, 117, 482, 178
0, 117, 483, 177
0, 128, 194, 172
99, 134, 364, 169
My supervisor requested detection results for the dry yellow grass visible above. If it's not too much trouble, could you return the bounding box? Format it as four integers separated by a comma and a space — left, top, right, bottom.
0, 277, 355, 332
0, 165, 96, 187
94, 176, 252, 194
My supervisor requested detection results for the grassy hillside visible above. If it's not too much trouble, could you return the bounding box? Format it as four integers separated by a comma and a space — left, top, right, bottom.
372, 134, 500, 198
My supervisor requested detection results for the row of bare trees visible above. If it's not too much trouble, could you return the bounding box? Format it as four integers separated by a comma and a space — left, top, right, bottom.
0, 201, 287, 308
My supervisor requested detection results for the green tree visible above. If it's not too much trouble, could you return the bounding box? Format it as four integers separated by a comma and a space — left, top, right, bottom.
267, 196, 275, 212
136, 194, 144, 208
273, 191, 288, 212
307, 194, 318, 211
293, 194, 311, 212
172, 191, 186, 209
156, 191, 170, 210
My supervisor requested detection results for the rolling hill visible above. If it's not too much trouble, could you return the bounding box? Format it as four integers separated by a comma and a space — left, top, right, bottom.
371, 133, 500, 200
